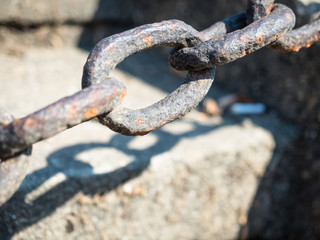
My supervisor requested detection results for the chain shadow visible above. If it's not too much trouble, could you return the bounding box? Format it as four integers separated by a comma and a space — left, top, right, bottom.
0, 120, 230, 239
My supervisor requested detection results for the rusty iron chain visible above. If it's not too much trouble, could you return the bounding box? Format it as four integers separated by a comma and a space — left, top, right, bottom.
0, 0, 319, 206
82, 20, 216, 136
248, 0, 320, 52
169, 4, 295, 71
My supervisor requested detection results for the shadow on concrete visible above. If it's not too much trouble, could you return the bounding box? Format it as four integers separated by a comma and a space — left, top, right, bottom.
0, 120, 230, 239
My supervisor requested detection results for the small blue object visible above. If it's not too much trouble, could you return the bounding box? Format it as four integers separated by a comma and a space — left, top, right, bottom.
230, 103, 266, 115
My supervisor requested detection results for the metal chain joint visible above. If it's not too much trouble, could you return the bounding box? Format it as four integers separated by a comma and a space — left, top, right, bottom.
1, 0, 320, 206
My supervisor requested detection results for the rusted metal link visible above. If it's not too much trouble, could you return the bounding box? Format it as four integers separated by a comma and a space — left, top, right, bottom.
247, 0, 320, 52
270, 17, 320, 52
169, 4, 295, 71
0, 109, 31, 206
0, 79, 126, 160
99, 69, 215, 136
82, 20, 203, 89
82, 20, 215, 136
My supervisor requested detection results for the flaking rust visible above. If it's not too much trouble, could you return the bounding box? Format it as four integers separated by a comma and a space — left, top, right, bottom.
143, 36, 153, 46
136, 118, 144, 126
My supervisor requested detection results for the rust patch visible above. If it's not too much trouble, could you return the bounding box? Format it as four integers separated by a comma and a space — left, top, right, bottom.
240, 34, 251, 44
107, 61, 113, 66
68, 104, 78, 115
256, 35, 263, 44
136, 117, 143, 126
24, 117, 35, 128
305, 42, 312, 48
143, 36, 153, 46
84, 108, 98, 119
266, 6, 273, 15
285, 13, 292, 21
119, 89, 126, 100
107, 44, 115, 53
245, 49, 251, 55
138, 129, 151, 135
287, 46, 301, 52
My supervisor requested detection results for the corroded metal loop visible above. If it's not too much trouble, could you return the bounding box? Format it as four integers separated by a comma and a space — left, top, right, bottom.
99, 68, 215, 136
82, 20, 203, 89
169, 4, 295, 71
82, 20, 215, 136
0, 79, 125, 159
0, 109, 31, 207
247, 0, 320, 52
270, 16, 320, 52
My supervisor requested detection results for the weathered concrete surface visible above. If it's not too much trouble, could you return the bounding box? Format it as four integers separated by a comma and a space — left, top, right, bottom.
0, 47, 297, 239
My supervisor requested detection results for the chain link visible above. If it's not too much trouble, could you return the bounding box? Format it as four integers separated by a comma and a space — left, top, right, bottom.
0, 0, 319, 206
82, 20, 215, 136
169, 4, 295, 71
248, 0, 320, 52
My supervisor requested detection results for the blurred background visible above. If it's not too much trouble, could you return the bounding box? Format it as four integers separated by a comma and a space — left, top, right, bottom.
0, 0, 319, 239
